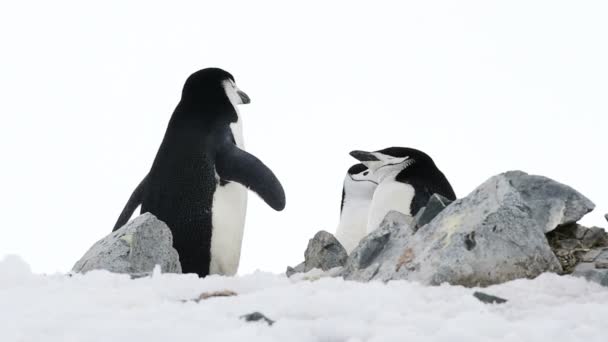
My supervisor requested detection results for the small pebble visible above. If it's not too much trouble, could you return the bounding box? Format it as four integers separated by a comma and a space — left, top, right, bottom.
240, 312, 275, 326
595, 260, 608, 269
473, 291, 508, 304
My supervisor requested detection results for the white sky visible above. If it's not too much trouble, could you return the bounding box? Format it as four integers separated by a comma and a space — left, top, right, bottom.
1, 1, 607, 275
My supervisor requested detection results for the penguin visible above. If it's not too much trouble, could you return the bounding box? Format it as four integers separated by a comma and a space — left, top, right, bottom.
112, 68, 285, 277
335, 163, 378, 253
350, 147, 455, 233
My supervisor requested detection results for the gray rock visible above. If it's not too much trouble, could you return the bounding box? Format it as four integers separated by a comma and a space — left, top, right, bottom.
304, 231, 348, 272
343, 211, 411, 281
581, 227, 608, 248
598, 248, 608, 262
506, 172, 595, 229
286, 262, 305, 277
412, 207, 426, 229
413, 194, 454, 230
240, 312, 275, 326
341, 171, 594, 286
473, 291, 508, 304
572, 262, 608, 286
553, 249, 579, 274
580, 248, 605, 262
72, 213, 181, 275
595, 260, 608, 269
573, 225, 590, 240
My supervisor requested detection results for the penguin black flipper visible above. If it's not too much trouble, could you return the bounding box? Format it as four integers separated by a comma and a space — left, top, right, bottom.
215, 132, 286, 211
112, 174, 149, 231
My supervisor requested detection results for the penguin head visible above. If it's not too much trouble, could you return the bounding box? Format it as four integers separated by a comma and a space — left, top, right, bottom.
343, 163, 378, 196
180, 68, 250, 112
349, 147, 435, 182
341, 163, 377, 213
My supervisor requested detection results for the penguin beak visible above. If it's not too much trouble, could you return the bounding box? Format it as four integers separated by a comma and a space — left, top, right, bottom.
237, 90, 251, 104
350, 150, 380, 162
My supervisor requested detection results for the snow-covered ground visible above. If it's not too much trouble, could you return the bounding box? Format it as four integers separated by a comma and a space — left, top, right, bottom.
1, 255, 607, 342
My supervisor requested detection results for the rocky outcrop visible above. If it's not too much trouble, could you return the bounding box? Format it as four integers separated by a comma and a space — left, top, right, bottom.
299, 171, 598, 287
73, 213, 181, 275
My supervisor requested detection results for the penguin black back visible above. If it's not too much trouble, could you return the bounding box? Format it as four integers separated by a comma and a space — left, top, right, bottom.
385, 147, 456, 215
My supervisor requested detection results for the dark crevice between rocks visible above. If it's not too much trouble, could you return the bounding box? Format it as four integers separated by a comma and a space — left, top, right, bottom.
546, 223, 608, 274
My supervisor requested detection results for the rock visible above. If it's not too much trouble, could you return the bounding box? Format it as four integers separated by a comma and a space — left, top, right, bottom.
546, 224, 608, 273
506, 172, 595, 228
286, 262, 305, 277
412, 208, 426, 229
380, 210, 414, 231
605, 214, 608, 223
72, 213, 181, 275
413, 194, 454, 230
580, 248, 605, 262
554, 239, 582, 250
342, 211, 412, 281
240, 312, 275, 326
341, 171, 594, 286
573, 225, 590, 240
473, 291, 508, 304
553, 249, 579, 273
547, 223, 589, 241
581, 227, 608, 248
596, 260, 608, 269
286, 230, 349, 277
304, 231, 348, 272
572, 262, 608, 287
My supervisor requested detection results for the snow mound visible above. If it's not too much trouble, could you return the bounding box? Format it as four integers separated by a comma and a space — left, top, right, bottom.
1, 255, 607, 342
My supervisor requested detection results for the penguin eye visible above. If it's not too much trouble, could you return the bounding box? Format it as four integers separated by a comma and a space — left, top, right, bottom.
363, 171, 369, 176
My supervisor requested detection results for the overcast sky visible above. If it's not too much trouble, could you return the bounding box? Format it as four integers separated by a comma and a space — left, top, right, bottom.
1, 0, 607, 275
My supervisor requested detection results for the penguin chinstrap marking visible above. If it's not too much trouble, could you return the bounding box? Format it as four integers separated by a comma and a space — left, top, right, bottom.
335, 163, 378, 253
350, 147, 456, 233
112, 68, 285, 277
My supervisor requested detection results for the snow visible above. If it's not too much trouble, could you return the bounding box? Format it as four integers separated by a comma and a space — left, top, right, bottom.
1, 255, 607, 342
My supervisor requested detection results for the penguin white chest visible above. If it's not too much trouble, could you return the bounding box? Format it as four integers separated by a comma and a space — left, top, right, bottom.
209, 119, 248, 275
367, 181, 415, 233
336, 199, 372, 253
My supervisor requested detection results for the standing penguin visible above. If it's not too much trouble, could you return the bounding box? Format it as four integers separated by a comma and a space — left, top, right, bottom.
350, 147, 455, 233
112, 68, 285, 277
335, 163, 378, 253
